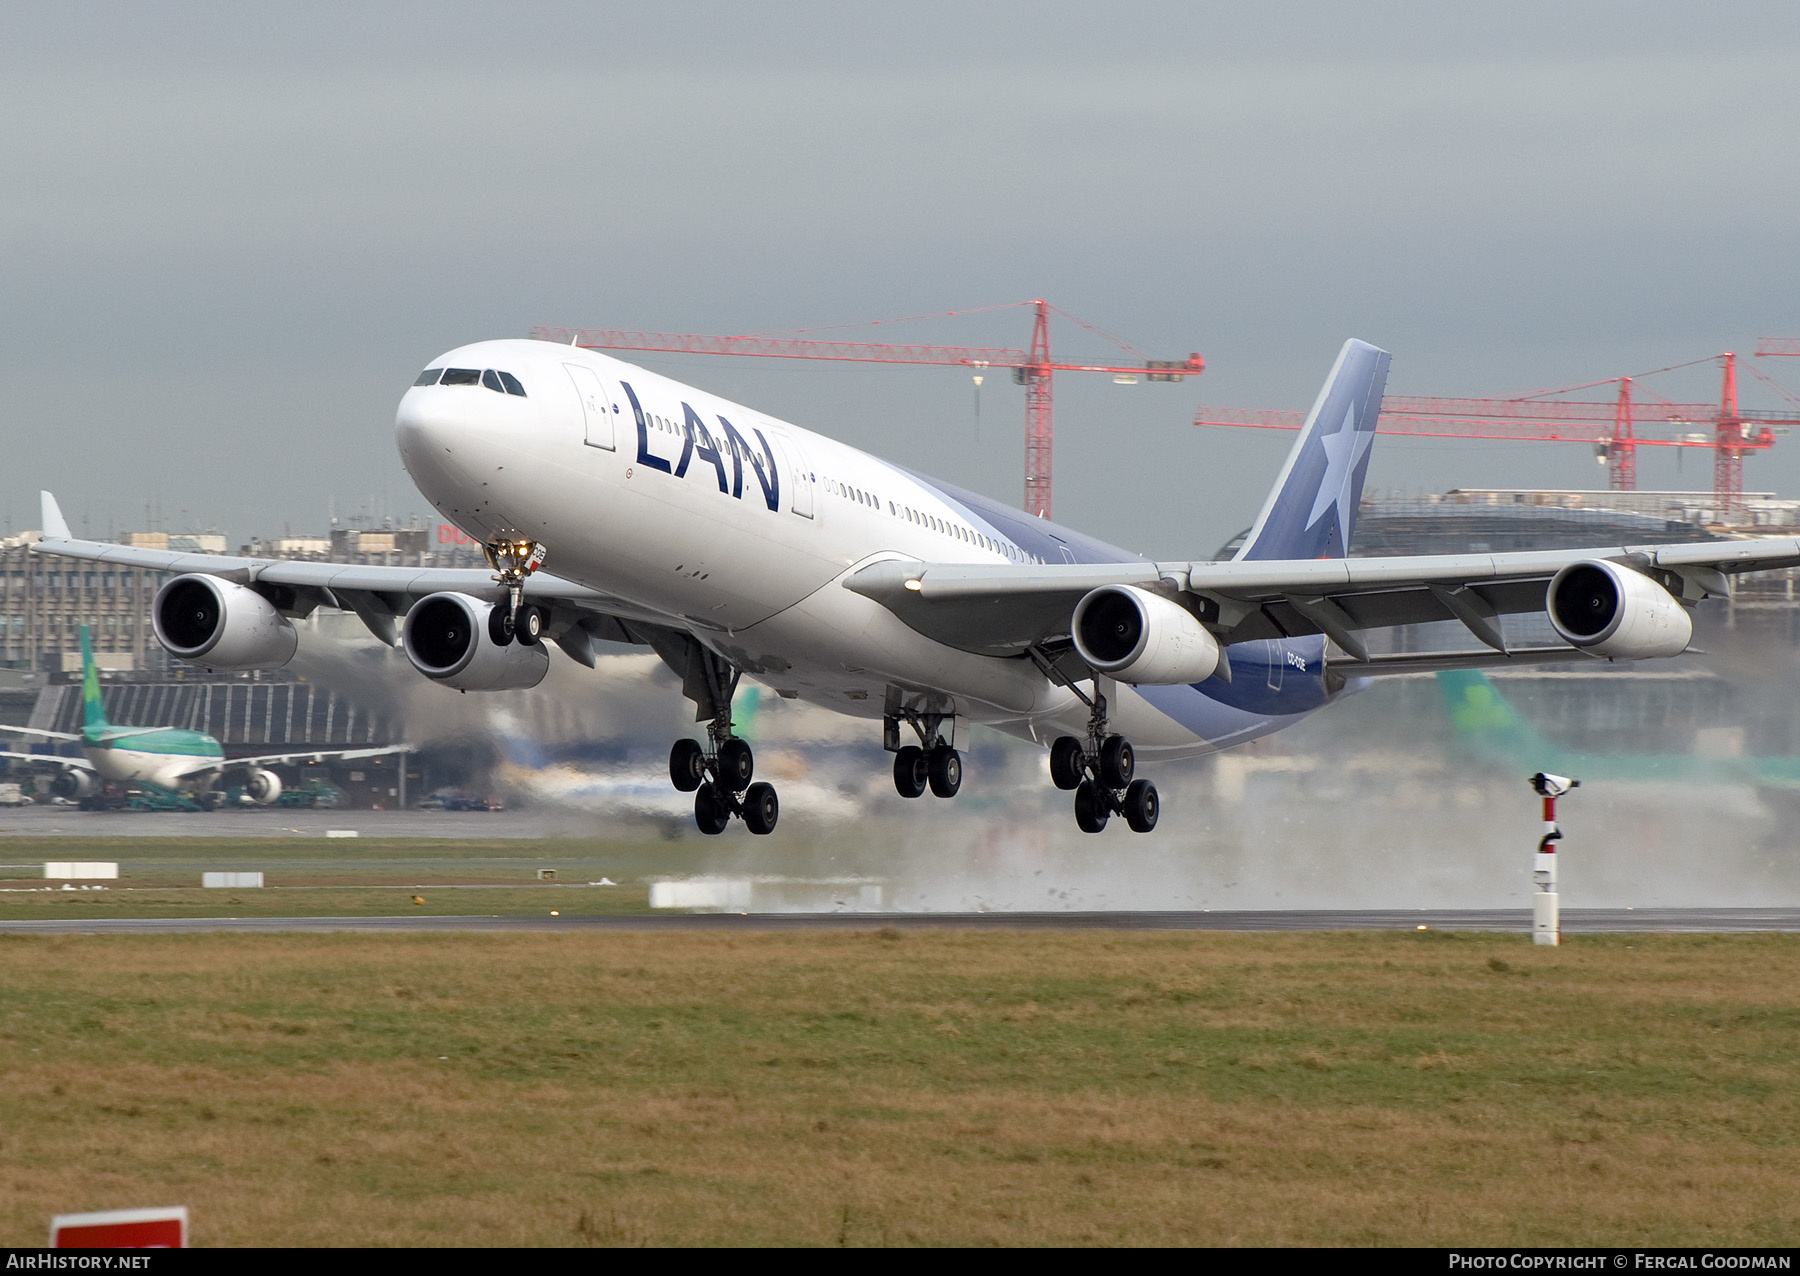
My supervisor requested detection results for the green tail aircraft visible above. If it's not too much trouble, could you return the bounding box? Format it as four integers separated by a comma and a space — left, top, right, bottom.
1435, 667, 1800, 788
1, 625, 406, 807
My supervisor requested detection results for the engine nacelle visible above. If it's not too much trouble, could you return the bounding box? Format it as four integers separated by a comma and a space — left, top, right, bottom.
153, 574, 298, 670
401, 592, 549, 691
1072, 585, 1222, 684
49, 770, 97, 801
244, 768, 283, 806
1547, 559, 1693, 659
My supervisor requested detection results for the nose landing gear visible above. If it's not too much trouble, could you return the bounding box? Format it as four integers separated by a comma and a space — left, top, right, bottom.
483, 538, 549, 646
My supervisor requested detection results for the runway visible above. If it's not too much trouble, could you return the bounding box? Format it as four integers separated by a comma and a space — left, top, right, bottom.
2, 908, 1796, 935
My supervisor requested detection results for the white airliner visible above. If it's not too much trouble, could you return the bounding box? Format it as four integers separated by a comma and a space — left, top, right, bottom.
34, 337, 1800, 835
1, 626, 404, 808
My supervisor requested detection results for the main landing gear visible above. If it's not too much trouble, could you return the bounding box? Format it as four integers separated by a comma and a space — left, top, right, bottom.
1045, 687, 1157, 834
669, 734, 779, 836
664, 646, 778, 836
886, 710, 962, 802
484, 537, 549, 646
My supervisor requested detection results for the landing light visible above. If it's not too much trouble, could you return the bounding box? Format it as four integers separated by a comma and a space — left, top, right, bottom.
904, 579, 922, 591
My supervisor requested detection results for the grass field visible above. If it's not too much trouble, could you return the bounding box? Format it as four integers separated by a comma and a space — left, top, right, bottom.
1, 927, 1797, 1246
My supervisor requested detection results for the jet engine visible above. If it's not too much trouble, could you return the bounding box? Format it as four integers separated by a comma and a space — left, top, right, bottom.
153, 574, 298, 670
244, 768, 283, 806
49, 770, 97, 801
1071, 585, 1222, 684
1547, 559, 1693, 659
401, 592, 549, 691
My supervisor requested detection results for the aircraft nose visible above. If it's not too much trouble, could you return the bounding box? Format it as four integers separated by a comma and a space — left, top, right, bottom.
395, 387, 485, 497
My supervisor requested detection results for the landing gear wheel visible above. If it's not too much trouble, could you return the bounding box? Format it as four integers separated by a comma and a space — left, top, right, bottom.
1074, 780, 1110, 833
1049, 736, 1085, 791
743, 782, 779, 835
927, 746, 962, 799
717, 737, 755, 789
693, 783, 730, 836
488, 605, 516, 647
1123, 779, 1159, 833
893, 745, 929, 799
1099, 735, 1135, 789
514, 603, 545, 647
669, 739, 705, 793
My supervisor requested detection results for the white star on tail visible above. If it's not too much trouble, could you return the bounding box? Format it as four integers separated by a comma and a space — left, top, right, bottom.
1305, 398, 1373, 550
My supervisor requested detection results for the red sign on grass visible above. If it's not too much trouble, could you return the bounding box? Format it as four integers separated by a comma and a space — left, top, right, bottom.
50, 1205, 188, 1248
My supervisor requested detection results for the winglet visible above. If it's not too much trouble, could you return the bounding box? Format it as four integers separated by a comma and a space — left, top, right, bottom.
39, 492, 71, 541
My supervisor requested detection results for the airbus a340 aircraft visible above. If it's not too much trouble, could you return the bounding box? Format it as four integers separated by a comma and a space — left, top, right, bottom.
33, 336, 1800, 835
1, 626, 404, 808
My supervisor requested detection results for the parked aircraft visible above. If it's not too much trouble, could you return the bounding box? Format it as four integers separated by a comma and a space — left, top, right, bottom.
1436, 667, 1800, 789
33, 336, 1800, 835
0, 626, 405, 807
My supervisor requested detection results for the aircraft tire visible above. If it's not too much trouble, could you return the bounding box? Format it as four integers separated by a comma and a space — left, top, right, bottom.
1049, 736, 1085, 790
487, 605, 516, 647
893, 746, 929, 799
669, 739, 705, 792
514, 604, 544, 647
744, 781, 779, 835
1123, 779, 1159, 833
1099, 735, 1135, 789
927, 746, 962, 798
693, 783, 731, 836
718, 737, 755, 789
1074, 780, 1109, 833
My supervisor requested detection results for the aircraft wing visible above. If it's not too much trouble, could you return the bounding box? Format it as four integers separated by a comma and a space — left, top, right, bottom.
843, 536, 1800, 662
33, 492, 674, 656
173, 744, 412, 781
0, 749, 94, 772
0, 724, 81, 742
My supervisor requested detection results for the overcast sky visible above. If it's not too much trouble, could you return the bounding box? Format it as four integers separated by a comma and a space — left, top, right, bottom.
6, 2, 1800, 557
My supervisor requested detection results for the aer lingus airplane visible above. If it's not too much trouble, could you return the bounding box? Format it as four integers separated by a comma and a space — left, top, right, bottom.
0, 625, 404, 807
32, 336, 1800, 835
1436, 668, 1800, 789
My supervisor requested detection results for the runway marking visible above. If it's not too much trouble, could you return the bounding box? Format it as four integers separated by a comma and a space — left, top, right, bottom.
0, 909, 1795, 935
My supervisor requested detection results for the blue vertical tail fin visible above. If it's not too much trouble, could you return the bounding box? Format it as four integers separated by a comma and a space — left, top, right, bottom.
1235, 339, 1390, 561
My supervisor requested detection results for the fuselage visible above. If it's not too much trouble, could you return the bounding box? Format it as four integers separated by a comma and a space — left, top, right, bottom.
82, 727, 222, 790
396, 338, 1339, 758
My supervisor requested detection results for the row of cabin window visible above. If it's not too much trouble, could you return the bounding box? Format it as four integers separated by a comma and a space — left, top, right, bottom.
826, 478, 1041, 565
414, 367, 528, 397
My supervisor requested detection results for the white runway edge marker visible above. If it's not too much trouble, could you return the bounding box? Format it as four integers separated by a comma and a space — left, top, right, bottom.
43, 862, 118, 879
203, 872, 264, 889
325, 830, 359, 838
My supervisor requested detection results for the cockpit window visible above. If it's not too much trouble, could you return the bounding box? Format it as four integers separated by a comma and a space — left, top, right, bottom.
497, 370, 527, 397
440, 368, 481, 386
414, 368, 443, 386
481, 369, 505, 393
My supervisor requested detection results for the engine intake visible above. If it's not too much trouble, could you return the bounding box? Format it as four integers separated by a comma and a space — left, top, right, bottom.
1072, 585, 1222, 684
402, 592, 549, 691
1547, 559, 1692, 659
245, 768, 283, 806
50, 770, 97, 801
153, 574, 298, 670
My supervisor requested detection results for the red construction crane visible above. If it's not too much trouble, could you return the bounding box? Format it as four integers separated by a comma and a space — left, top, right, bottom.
1194, 353, 1799, 506
530, 300, 1203, 520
